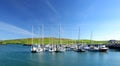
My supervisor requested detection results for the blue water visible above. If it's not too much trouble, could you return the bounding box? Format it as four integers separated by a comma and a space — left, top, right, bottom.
0, 44, 120, 66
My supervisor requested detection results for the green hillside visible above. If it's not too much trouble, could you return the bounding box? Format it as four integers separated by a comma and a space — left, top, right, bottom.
0, 38, 108, 45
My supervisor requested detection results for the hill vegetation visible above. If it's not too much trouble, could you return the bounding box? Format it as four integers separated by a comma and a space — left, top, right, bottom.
0, 38, 108, 45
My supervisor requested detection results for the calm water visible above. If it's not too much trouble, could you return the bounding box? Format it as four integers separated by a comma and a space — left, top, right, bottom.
0, 44, 120, 66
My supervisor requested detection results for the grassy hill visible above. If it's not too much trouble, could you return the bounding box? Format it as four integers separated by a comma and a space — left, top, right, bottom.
0, 38, 108, 45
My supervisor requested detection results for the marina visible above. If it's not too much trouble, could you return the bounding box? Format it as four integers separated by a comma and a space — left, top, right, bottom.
31, 44, 108, 53
30, 25, 109, 53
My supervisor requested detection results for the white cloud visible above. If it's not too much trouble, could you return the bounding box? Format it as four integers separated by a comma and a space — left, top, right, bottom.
0, 22, 38, 37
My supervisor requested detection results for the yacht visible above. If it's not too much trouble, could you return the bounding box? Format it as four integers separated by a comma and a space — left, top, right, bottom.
88, 45, 99, 52
75, 45, 86, 52
54, 45, 65, 52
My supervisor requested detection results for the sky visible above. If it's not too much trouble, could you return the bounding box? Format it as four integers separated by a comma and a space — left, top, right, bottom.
0, 0, 120, 40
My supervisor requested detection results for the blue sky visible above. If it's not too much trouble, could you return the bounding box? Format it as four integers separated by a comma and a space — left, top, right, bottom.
0, 0, 120, 40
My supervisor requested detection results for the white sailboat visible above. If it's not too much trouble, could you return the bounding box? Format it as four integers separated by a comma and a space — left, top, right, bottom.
49, 44, 56, 52
37, 25, 44, 52
75, 27, 85, 52
31, 26, 37, 53
48, 28, 56, 52
54, 24, 65, 52
88, 32, 99, 52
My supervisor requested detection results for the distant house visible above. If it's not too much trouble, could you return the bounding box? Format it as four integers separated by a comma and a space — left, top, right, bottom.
108, 40, 119, 44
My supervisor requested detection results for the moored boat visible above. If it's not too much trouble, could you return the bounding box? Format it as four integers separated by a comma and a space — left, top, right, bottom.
75, 48, 86, 52
54, 45, 65, 52
31, 46, 37, 53
74, 45, 86, 52
88, 46, 99, 52
99, 45, 108, 52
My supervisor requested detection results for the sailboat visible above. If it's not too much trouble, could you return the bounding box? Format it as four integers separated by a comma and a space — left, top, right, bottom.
37, 25, 44, 52
49, 44, 56, 52
88, 32, 99, 52
48, 29, 56, 52
54, 24, 65, 52
31, 26, 37, 53
75, 27, 85, 52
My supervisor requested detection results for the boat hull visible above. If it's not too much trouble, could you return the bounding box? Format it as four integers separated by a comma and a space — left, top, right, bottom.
99, 49, 108, 52
31, 50, 37, 53
89, 49, 99, 52
75, 49, 86, 52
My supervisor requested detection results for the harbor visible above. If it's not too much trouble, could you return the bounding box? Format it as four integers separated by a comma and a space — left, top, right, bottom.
0, 0, 120, 66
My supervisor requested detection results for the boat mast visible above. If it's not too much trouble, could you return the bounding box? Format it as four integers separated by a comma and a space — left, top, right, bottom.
49, 27, 52, 45
32, 26, 34, 45
78, 27, 80, 44
59, 24, 61, 44
38, 26, 41, 45
51, 27, 53, 45
42, 24, 44, 45
90, 32, 93, 44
